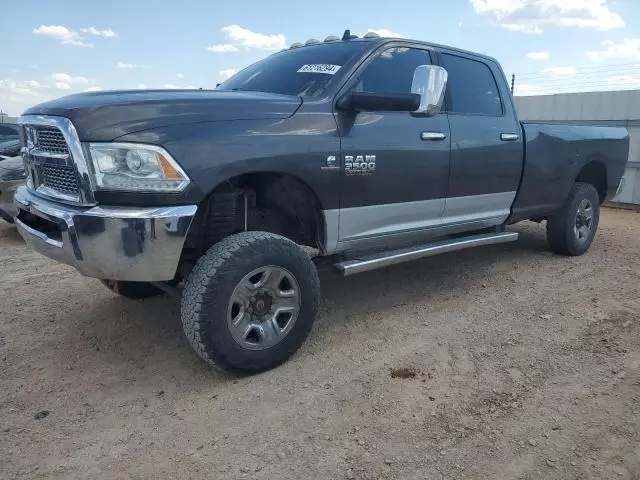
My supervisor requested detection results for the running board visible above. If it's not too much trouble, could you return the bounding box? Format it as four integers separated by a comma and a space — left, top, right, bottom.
334, 231, 519, 276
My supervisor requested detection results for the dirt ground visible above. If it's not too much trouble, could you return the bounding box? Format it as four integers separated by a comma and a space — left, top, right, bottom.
1, 208, 639, 480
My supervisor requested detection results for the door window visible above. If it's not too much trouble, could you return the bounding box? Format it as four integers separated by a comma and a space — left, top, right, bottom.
353, 47, 432, 94
441, 53, 503, 116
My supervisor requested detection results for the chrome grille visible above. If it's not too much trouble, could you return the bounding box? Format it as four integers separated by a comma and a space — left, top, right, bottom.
20, 115, 95, 205
37, 164, 79, 195
34, 127, 69, 155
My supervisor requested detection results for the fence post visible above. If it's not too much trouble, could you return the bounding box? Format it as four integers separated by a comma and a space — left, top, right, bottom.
510, 74, 515, 94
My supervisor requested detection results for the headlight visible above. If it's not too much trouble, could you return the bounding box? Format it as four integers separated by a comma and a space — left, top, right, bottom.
87, 143, 190, 192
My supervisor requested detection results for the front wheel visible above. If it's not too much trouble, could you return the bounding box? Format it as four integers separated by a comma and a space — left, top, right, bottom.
181, 232, 320, 374
546, 182, 601, 256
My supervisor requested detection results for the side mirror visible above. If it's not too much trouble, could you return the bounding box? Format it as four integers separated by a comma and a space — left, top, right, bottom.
411, 65, 448, 116
337, 92, 421, 113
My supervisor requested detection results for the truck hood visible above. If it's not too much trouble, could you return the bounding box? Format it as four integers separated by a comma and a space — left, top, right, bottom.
23, 90, 303, 141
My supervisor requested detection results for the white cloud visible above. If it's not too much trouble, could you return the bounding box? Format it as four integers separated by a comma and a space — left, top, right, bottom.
0, 76, 100, 115
219, 69, 238, 81
207, 44, 240, 53
586, 39, 640, 62
11, 68, 19, 73
116, 61, 149, 69
365, 28, 405, 38
28, 64, 38, 69
221, 25, 286, 50
51, 73, 72, 83
0, 79, 50, 115
471, 0, 624, 33
527, 51, 550, 61
540, 66, 578, 76
502, 23, 542, 34
177, 73, 184, 78
85, 86, 103, 92
80, 27, 118, 37
32, 25, 94, 48
458, 21, 463, 28
136, 83, 149, 89
20, 80, 43, 90
51, 73, 90, 85
606, 75, 640, 87
0, 79, 43, 95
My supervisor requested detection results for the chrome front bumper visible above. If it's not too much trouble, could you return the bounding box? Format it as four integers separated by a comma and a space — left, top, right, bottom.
14, 187, 197, 281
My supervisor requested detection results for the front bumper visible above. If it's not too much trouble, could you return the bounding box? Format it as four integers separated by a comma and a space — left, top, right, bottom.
14, 187, 197, 281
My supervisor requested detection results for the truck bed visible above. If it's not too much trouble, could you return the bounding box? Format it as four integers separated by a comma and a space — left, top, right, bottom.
509, 122, 629, 223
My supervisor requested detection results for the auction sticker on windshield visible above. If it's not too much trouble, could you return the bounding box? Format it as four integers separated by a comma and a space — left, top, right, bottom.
297, 64, 342, 75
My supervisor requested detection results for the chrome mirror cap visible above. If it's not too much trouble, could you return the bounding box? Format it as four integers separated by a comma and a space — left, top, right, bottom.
411, 65, 448, 117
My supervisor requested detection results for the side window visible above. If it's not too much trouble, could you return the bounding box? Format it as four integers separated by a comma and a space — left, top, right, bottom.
441, 53, 503, 116
355, 47, 431, 94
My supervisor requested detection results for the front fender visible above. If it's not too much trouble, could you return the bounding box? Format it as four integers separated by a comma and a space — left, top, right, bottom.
115, 113, 341, 211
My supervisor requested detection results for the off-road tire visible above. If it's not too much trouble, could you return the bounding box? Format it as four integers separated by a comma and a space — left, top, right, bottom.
100, 280, 164, 299
546, 182, 600, 256
181, 231, 320, 374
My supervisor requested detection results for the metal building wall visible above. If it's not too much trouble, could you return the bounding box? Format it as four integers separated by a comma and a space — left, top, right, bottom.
515, 90, 640, 205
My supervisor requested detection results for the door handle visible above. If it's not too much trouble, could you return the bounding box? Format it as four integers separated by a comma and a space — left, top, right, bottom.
500, 133, 520, 142
421, 132, 447, 141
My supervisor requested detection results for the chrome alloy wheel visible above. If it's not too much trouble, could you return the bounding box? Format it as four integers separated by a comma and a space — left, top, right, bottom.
227, 266, 301, 350
574, 198, 594, 243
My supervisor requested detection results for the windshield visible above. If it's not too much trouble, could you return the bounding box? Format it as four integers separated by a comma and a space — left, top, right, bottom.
218, 41, 368, 97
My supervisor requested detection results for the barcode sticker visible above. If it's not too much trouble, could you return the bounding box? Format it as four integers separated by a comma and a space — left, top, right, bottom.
297, 64, 342, 75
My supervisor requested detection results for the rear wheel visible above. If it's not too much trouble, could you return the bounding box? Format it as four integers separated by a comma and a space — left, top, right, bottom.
181, 231, 320, 374
100, 280, 164, 299
546, 182, 600, 256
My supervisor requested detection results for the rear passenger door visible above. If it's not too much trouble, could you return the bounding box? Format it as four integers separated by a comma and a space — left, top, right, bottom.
440, 52, 524, 227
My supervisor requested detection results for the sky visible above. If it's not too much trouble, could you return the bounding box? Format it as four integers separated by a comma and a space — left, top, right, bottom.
2, 0, 640, 116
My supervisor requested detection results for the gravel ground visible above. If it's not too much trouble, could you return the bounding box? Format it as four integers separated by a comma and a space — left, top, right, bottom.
1, 208, 639, 480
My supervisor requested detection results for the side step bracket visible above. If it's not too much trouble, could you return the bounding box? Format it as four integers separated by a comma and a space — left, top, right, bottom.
334, 231, 519, 276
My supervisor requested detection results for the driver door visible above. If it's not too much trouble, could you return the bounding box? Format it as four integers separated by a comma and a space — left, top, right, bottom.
334, 45, 451, 249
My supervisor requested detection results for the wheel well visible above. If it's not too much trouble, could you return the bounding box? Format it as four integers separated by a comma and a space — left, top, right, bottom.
576, 161, 607, 203
184, 173, 324, 260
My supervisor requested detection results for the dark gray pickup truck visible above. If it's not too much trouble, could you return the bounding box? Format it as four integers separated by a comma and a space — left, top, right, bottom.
14, 32, 629, 374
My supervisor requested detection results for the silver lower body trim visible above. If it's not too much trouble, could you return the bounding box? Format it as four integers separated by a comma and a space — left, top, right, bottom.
322, 191, 517, 255
338, 198, 445, 242
442, 191, 516, 224
14, 187, 197, 281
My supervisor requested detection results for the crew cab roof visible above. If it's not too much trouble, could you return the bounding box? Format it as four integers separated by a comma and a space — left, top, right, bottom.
288, 36, 501, 66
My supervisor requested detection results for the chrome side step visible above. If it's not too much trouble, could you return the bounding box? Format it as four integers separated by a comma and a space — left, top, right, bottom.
334, 231, 519, 276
